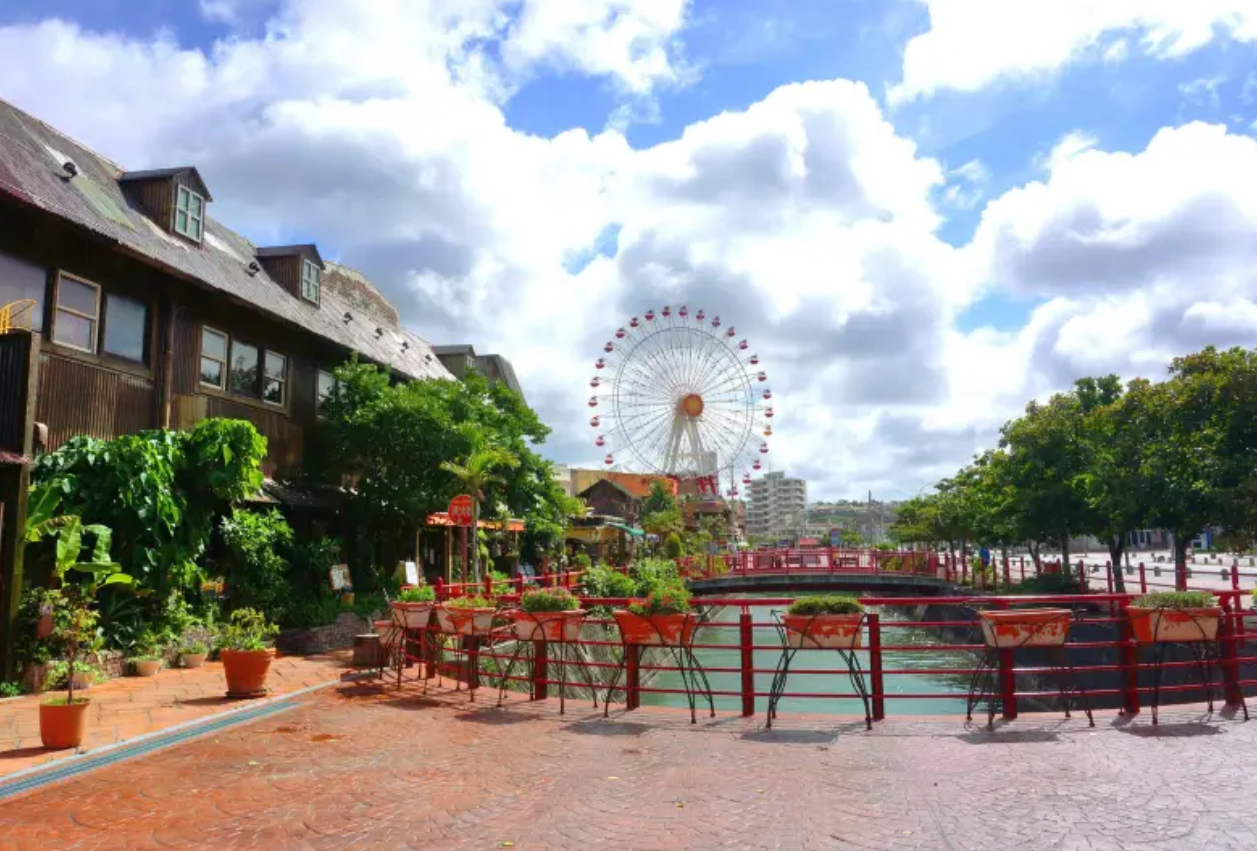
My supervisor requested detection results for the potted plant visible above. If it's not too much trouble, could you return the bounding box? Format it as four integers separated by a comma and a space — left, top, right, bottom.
977, 606, 1074, 649
781, 596, 866, 649
513, 588, 585, 642
613, 585, 696, 646
129, 651, 164, 677
391, 584, 437, 630
437, 595, 497, 636
217, 608, 279, 697
39, 593, 97, 750
180, 641, 209, 669
1127, 591, 1221, 643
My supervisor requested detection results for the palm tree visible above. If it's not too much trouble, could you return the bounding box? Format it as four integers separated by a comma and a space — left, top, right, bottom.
441, 446, 519, 582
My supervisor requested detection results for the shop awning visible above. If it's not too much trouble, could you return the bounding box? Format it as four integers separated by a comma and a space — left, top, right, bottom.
608, 522, 645, 537
427, 512, 524, 532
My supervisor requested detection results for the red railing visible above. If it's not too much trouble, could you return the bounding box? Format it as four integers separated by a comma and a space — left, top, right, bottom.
430, 570, 587, 600
678, 548, 938, 579
403, 588, 1256, 720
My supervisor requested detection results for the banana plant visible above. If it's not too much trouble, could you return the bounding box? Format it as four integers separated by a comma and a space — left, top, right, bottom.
25, 483, 133, 591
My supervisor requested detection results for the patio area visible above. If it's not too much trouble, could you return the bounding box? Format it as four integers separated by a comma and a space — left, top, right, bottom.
2, 676, 1254, 850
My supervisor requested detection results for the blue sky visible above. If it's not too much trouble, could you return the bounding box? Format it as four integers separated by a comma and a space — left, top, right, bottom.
3, 0, 1257, 497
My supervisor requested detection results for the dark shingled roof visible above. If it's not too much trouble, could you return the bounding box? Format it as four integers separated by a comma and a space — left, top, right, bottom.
0, 98, 450, 382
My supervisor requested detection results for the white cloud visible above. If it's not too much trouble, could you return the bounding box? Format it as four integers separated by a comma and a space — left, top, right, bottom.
2, 2, 1257, 500
893, 0, 1257, 101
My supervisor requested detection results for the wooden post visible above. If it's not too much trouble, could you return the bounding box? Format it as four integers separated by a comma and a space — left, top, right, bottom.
0, 331, 38, 680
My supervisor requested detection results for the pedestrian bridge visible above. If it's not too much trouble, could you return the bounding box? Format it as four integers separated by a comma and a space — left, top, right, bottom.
688, 569, 951, 597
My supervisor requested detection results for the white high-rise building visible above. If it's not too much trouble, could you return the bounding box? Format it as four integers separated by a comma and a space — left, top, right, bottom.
747, 471, 808, 541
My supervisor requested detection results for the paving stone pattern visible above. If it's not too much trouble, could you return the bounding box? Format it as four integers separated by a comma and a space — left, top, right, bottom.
1, 681, 1254, 850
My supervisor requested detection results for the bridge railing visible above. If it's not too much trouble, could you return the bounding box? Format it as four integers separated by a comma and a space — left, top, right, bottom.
421, 589, 1256, 721
678, 548, 940, 580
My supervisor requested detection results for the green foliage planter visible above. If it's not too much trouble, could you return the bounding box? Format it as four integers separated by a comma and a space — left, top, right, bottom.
129, 656, 163, 677
1128, 591, 1221, 643
216, 609, 279, 698
180, 642, 209, 669
615, 587, 696, 646
436, 596, 497, 636
391, 585, 437, 630
513, 589, 585, 642
782, 596, 866, 649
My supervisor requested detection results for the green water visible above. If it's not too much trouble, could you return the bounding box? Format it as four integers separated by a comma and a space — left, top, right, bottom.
641, 602, 975, 717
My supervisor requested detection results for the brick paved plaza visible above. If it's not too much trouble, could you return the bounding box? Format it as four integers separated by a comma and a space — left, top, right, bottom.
1, 677, 1253, 851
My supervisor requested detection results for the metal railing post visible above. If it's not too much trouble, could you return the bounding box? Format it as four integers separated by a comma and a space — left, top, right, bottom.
1118, 597, 1140, 716
1219, 596, 1244, 707
626, 645, 641, 710
867, 612, 885, 721
740, 608, 755, 716
533, 638, 549, 701
1138, 562, 1147, 594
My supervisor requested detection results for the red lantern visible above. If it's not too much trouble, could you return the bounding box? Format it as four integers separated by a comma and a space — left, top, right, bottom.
604, 342, 614, 353
739, 339, 749, 350
595, 436, 606, 447
590, 416, 601, 427
753, 459, 762, 471
757, 371, 767, 382
645, 310, 655, 321
630, 316, 640, 328
604, 453, 614, 466
696, 310, 705, 321
711, 316, 721, 328
616, 327, 627, 338
662, 305, 671, 317
679, 306, 689, 317
762, 389, 771, 399
589, 397, 599, 408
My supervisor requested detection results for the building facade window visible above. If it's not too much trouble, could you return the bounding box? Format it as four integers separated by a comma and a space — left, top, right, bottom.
52, 275, 100, 353
0, 250, 46, 333
200, 327, 228, 388
174, 185, 205, 243
317, 369, 336, 413
200, 325, 286, 406
102, 293, 149, 363
300, 259, 320, 304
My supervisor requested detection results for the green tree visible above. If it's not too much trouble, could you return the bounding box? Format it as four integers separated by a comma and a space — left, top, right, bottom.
441, 443, 520, 582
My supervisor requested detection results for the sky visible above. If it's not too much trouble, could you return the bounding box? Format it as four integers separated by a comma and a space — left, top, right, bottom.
2, 0, 1256, 500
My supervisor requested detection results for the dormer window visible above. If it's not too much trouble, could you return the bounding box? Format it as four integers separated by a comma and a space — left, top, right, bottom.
174, 186, 205, 242
301, 259, 321, 304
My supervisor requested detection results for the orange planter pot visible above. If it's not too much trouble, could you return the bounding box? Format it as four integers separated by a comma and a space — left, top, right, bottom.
612, 610, 697, 646
979, 609, 1073, 648
221, 648, 276, 698
390, 601, 434, 630
512, 610, 586, 642
40, 699, 91, 750
781, 614, 864, 649
443, 607, 497, 636
180, 653, 207, 669
1127, 606, 1221, 643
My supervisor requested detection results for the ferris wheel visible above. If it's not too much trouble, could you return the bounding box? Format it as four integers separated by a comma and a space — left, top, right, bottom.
587, 306, 774, 498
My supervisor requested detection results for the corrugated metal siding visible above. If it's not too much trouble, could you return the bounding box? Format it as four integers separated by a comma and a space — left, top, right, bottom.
36, 353, 155, 449
0, 333, 34, 453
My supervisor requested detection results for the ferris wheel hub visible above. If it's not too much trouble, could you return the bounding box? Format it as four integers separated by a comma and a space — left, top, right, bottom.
680, 393, 705, 417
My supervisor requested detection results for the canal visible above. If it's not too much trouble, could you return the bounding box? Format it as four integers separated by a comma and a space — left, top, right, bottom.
642, 598, 976, 716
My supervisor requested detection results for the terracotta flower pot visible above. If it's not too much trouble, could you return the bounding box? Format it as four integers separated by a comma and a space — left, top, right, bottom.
612, 610, 697, 646
181, 653, 208, 669
221, 648, 276, 697
444, 607, 497, 636
512, 610, 586, 642
979, 609, 1073, 648
40, 699, 91, 749
131, 659, 162, 677
1127, 606, 1221, 643
36, 612, 54, 639
781, 613, 864, 649
374, 619, 401, 647
390, 601, 434, 630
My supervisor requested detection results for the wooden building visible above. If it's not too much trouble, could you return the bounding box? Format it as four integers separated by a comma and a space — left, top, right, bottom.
0, 97, 452, 673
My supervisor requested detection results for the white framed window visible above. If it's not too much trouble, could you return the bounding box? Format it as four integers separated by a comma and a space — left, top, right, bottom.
174, 185, 205, 242
52, 274, 100, 353
301, 259, 320, 304
262, 351, 287, 405
199, 326, 228, 389
317, 369, 336, 414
